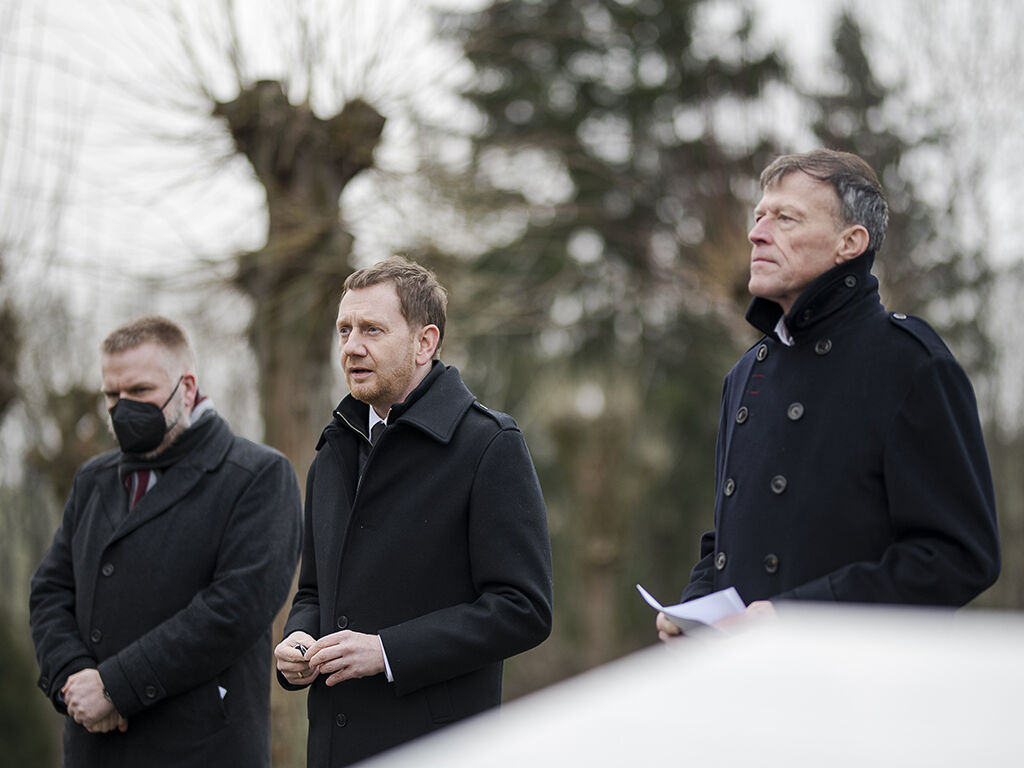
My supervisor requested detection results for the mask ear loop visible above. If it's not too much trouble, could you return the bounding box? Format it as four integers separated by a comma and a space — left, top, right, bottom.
159, 376, 185, 431
160, 376, 184, 410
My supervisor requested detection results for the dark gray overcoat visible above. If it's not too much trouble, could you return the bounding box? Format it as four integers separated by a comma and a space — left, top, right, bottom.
30, 414, 302, 767
682, 253, 1000, 606
281, 363, 553, 767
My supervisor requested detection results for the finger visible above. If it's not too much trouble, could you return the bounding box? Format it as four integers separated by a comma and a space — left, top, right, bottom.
307, 645, 347, 668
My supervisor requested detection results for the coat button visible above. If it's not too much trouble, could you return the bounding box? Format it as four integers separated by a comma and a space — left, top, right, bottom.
144, 685, 157, 699
844, 275, 857, 288
336, 713, 348, 727
90, 629, 103, 644
814, 338, 832, 355
336, 615, 349, 630
735, 406, 749, 424
893, 312, 907, 320
787, 403, 804, 421
101, 563, 115, 577
763, 554, 779, 574
756, 343, 768, 361
715, 552, 727, 570
40, 676, 50, 689
770, 475, 787, 494
723, 478, 736, 497
801, 309, 813, 322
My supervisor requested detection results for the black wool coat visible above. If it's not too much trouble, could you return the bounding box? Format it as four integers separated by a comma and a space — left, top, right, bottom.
30, 414, 302, 768
281, 363, 553, 768
682, 253, 1000, 606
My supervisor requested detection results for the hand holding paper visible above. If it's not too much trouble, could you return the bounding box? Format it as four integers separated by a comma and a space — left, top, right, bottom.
637, 584, 746, 633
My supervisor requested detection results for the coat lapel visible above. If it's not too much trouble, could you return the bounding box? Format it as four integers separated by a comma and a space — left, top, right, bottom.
107, 417, 233, 545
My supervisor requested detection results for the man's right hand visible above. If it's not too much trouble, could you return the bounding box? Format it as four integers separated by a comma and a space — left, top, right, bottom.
656, 611, 684, 643
275, 631, 319, 686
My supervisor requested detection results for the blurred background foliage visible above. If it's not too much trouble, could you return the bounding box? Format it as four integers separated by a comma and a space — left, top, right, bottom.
2, 0, 1023, 764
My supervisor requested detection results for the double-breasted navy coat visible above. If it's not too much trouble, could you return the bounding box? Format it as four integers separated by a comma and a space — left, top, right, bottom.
30, 414, 302, 767
281, 363, 553, 767
682, 253, 999, 606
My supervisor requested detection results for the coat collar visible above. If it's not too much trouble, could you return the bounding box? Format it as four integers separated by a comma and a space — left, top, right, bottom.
745, 251, 882, 341
321, 362, 476, 449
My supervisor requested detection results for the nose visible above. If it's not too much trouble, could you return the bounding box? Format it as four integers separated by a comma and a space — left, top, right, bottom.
341, 331, 365, 356
748, 217, 771, 246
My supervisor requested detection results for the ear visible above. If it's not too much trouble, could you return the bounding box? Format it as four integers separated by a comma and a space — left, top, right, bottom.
181, 372, 199, 412
835, 225, 870, 263
415, 325, 441, 365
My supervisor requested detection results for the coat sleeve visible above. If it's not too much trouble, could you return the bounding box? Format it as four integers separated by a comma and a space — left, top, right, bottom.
680, 531, 717, 603
378, 427, 553, 697
776, 355, 1000, 605
95, 453, 302, 717
278, 459, 322, 691
29, 470, 102, 713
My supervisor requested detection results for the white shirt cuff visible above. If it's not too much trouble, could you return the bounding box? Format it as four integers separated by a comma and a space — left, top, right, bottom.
378, 636, 394, 683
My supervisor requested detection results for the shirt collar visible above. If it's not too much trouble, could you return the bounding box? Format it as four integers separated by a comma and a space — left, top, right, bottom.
368, 407, 387, 433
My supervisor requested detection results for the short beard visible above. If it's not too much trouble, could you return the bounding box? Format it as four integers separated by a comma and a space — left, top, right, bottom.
145, 390, 192, 459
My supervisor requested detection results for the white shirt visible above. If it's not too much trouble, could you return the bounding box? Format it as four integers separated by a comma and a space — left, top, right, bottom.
774, 317, 795, 347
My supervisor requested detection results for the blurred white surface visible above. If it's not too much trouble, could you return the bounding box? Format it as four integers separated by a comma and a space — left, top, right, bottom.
362, 605, 1024, 766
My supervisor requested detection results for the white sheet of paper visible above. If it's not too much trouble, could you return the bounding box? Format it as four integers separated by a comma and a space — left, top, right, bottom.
636, 584, 746, 632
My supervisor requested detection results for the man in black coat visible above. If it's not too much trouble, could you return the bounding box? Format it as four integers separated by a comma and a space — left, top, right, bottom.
658, 150, 999, 639
29, 316, 302, 767
275, 257, 553, 767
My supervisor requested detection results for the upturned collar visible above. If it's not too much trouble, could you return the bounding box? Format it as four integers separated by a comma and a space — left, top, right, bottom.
745, 251, 882, 341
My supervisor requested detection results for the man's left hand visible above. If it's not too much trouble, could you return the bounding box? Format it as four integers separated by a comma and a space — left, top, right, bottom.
62, 668, 118, 729
306, 630, 385, 686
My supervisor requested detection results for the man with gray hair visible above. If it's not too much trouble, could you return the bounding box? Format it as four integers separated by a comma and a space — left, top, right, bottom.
30, 316, 302, 766
659, 149, 999, 638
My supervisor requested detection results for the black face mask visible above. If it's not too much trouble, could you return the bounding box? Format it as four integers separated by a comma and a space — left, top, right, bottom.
109, 377, 183, 454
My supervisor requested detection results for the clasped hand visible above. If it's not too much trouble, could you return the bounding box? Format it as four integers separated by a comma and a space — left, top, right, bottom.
275, 629, 385, 687
62, 669, 127, 733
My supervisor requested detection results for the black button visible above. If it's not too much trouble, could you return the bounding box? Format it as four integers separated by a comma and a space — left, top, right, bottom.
764, 554, 779, 574
814, 338, 832, 355
144, 685, 157, 699
336, 615, 349, 630
735, 406, 749, 424
787, 403, 804, 421
90, 629, 103, 644
770, 475, 787, 494
723, 478, 736, 497
336, 713, 348, 728
715, 552, 727, 570
844, 275, 857, 288
756, 343, 768, 361
40, 676, 50, 689
101, 563, 115, 577
801, 309, 813, 322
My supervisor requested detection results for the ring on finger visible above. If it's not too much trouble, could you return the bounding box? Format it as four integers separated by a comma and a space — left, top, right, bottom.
297, 671, 304, 678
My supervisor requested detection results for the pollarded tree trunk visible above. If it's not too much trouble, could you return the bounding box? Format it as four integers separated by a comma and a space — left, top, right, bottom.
214, 81, 385, 767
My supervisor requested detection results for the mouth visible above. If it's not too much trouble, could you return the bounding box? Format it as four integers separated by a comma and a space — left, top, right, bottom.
347, 366, 374, 381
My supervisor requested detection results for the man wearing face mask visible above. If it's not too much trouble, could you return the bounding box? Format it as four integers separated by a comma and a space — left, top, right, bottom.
29, 316, 302, 768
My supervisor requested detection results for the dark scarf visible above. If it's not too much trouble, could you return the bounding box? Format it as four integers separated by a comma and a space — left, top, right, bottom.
118, 411, 219, 482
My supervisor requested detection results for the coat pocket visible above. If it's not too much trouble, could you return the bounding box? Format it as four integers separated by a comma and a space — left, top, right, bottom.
424, 680, 455, 724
